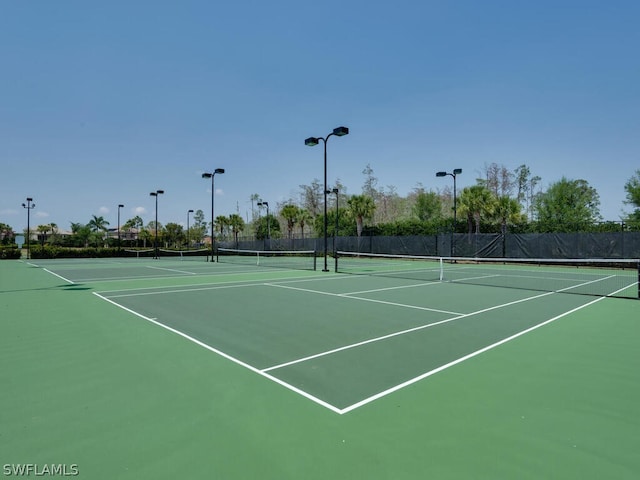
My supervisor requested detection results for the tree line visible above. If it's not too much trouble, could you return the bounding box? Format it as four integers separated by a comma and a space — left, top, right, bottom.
253, 164, 640, 239
2, 166, 639, 250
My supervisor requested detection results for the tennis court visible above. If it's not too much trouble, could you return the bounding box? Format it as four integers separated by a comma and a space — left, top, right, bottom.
1, 253, 639, 478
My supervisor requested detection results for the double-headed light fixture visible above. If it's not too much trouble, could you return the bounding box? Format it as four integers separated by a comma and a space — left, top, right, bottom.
305, 126, 349, 272
202, 168, 225, 261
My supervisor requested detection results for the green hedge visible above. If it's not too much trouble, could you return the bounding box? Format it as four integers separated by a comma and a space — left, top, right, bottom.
29, 246, 124, 259
0, 245, 21, 259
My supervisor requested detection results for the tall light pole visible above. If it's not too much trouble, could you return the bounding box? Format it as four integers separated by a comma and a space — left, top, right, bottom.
21, 197, 35, 259
187, 209, 194, 249
202, 168, 225, 261
436, 168, 462, 256
326, 188, 339, 267
117, 204, 124, 250
257, 201, 270, 250
305, 126, 349, 271
149, 190, 164, 259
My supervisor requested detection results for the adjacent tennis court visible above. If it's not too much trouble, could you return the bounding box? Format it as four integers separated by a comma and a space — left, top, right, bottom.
2, 254, 639, 479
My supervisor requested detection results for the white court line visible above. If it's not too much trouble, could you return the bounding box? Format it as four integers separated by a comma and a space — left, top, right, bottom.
104, 282, 264, 298
340, 274, 501, 296
266, 276, 626, 414
92, 269, 629, 415
340, 281, 439, 295
103, 274, 352, 299
265, 283, 464, 316
558, 274, 616, 292
262, 289, 557, 373
42, 268, 75, 284
146, 265, 197, 275
266, 275, 619, 374
92, 292, 343, 414
85, 268, 327, 286
339, 288, 624, 414
96, 272, 342, 296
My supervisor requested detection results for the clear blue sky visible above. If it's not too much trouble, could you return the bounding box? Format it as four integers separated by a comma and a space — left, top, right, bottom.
1, 0, 638, 233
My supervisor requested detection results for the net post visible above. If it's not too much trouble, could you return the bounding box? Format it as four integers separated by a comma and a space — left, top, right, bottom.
439, 257, 444, 282
334, 251, 337, 273
256, 251, 260, 266
637, 260, 639, 299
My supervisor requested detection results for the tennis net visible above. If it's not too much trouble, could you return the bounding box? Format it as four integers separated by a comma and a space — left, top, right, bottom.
336, 251, 640, 299
217, 248, 317, 271
123, 249, 155, 258
158, 248, 209, 260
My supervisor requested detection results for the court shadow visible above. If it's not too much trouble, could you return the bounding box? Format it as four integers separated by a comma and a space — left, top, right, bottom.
0, 283, 91, 294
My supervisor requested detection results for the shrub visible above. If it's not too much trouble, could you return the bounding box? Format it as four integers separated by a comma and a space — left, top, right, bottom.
29, 246, 123, 259
0, 245, 21, 259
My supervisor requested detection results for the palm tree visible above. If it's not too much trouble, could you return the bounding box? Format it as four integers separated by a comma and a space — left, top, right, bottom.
297, 209, 313, 239
249, 193, 260, 221
227, 214, 245, 246
280, 204, 300, 239
70, 222, 91, 247
0, 223, 15, 245
87, 215, 109, 233
123, 216, 143, 245
494, 196, 524, 235
139, 228, 152, 248
36, 224, 51, 246
457, 186, 496, 235
146, 221, 163, 249
87, 215, 110, 245
347, 195, 376, 237
48, 223, 59, 246
215, 215, 229, 241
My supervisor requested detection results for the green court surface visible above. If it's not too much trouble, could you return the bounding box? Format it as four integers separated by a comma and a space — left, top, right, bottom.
1, 257, 639, 479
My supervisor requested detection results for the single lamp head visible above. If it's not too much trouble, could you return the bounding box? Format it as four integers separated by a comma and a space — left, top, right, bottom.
214, 168, 225, 174
157, 190, 164, 195
118, 204, 124, 208
305, 137, 319, 147
202, 172, 212, 179
453, 168, 462, 175
27, 197, 33, 202
436, 171, 447, 177
188, 209, 194, 213
333, 126, 349, 137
